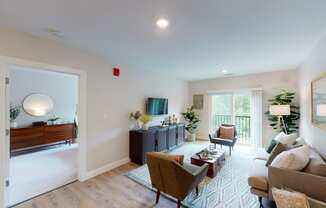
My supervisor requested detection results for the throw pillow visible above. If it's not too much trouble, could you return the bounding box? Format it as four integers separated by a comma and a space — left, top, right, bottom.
303, 158, 326, 177
274, 132, 286, 142
266, 139, 278, 153
266, 142, 287, 166
271, 145, 310, 171
219, 126, 234, 139
276, 133, 297, 146
272, 188, 310, 208
295, 137, 307, 146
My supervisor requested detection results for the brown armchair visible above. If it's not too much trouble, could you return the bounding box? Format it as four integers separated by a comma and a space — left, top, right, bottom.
209, 124, 237, 155
146, 152, 208, 208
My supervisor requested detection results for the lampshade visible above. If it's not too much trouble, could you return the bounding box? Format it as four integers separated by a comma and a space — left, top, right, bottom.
317, 104, 326, 116
269, 105, 291, 116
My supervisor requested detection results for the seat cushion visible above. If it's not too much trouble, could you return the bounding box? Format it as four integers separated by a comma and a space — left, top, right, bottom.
248, 159, 268, 191
183, 163, 201, 174
211, 138, 234, 145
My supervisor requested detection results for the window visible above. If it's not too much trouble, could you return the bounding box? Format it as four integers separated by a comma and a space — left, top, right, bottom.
211, 92, 251, 145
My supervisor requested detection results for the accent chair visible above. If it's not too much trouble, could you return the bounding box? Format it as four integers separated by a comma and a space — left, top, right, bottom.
146, 152, 208, 208
209, 124, 237, 155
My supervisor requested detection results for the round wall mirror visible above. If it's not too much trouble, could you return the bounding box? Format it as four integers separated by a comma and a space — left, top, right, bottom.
23, 94, 54, 117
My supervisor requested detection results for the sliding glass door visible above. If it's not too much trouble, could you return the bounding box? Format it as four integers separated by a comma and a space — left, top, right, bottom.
211, 92, 251, 145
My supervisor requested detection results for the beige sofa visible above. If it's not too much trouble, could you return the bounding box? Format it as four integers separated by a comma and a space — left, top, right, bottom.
248, 147, 326, 206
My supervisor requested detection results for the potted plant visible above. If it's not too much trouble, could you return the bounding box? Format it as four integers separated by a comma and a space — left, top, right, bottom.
140, 114, 152, 130
48, 116, 61, 125
182, 106, 200, 141
129, 111, 142, 130
265, 90, 300, 134
10, 104, 21, 128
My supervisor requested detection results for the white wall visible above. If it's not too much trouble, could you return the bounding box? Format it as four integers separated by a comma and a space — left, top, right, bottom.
298, 34, 326, 159
189, 70, 299, 147
10, 66, 78, 127
0, 28, 188, 172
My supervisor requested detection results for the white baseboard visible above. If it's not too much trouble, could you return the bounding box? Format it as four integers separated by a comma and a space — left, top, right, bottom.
83, 157, 130, 181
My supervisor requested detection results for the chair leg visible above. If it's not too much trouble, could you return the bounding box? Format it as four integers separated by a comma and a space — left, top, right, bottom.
229, 146, 231, 156
196, 186, 199, 196
214, 143, 216, 149
220, 144, 222, 149
258, 196, 263, 208
177, 200, 181, 208
156, 190, 160, 204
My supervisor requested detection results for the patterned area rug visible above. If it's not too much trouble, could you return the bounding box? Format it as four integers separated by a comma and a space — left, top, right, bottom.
126, 143, 260, 208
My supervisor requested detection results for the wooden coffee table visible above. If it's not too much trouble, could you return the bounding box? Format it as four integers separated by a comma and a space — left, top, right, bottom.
190, 149, 225, 178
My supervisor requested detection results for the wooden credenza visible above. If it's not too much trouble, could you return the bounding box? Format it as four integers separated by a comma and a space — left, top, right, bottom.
10, 123, 76, 151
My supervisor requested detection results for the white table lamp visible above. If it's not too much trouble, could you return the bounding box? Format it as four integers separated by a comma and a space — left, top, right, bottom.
269, 105, 291, 134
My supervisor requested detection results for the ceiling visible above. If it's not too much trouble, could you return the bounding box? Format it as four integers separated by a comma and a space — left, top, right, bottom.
1, 0, 326, 80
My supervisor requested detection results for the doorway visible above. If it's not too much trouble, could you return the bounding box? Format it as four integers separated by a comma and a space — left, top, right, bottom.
0, 57, 87, 208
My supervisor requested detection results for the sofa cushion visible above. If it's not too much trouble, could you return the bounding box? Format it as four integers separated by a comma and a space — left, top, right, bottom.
303, 158, 326, 177
266, 142, 288, 166
271, 145, 310, 171
219, 126, 234, 139
248, 159, 268, 191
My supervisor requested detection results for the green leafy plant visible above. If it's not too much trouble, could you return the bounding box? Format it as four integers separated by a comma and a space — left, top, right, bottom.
265, 90, 300, 134
129, 111, 142, 120
10, 104, 21, 122
48, 116, 61, 123
182, 106, 200, 134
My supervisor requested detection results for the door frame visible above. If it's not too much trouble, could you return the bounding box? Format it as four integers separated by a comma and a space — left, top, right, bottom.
0, 56, 88, 208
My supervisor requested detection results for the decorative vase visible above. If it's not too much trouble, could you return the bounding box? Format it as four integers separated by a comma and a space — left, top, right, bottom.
188, 133, 196, 142
10, 121, 18, 128
142, 123, 149, 130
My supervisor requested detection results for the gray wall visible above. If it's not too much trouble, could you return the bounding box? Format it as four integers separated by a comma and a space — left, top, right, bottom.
10, 65, 78, 127
298, 35, 326, 159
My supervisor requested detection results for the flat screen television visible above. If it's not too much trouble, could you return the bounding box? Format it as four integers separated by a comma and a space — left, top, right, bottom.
147, 98, 168, 115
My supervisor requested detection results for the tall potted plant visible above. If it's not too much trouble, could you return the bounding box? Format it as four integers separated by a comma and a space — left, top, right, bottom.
182, 106, 200, 141
265, 90, 300, 134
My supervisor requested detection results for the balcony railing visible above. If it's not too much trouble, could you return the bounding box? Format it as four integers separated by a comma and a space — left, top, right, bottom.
213, 115, 251, 145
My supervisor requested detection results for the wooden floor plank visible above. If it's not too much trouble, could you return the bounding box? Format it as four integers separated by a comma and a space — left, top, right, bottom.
14, 163, 176, 208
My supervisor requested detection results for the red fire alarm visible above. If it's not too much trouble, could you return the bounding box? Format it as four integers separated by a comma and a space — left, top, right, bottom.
113, 67, 120, 77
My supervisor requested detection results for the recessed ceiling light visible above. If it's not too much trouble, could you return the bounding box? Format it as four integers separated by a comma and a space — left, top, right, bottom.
45, 27, 64, 38
221, 69, 228, 74
156, 18, 169, 29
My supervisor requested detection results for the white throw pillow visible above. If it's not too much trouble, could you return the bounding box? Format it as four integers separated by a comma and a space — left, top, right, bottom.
295, 137, 306, 146
275, 133, 297, 146
274, 132, 286, 142
271, 145, 310, 170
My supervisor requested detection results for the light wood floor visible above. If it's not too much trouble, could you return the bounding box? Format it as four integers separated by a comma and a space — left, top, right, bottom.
14, 163, 176, 208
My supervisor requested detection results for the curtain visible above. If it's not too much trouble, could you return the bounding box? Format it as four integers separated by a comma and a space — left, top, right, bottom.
250, 90, 263, 151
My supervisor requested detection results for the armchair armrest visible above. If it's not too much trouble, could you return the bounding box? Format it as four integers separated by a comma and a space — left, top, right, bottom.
268, 166, 326, 202
175, 163, 208, 199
